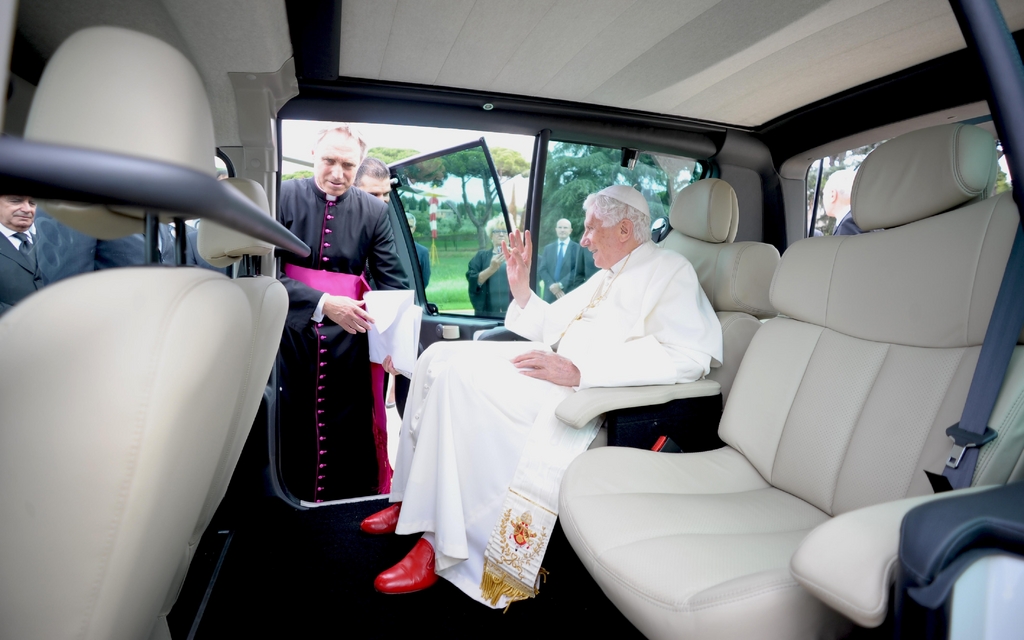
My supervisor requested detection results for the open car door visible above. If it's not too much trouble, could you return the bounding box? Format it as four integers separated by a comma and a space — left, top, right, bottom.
386, 138, 516, 351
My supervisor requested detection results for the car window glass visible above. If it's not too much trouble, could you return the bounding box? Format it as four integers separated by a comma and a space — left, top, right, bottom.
536, 141, 701, 300
805, 142, 882, 237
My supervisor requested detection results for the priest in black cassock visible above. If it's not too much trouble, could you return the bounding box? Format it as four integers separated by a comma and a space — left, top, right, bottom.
277, 124, 410, 502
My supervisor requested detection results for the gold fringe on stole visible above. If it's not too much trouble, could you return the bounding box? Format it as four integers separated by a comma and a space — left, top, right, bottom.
481, 558, 547, 608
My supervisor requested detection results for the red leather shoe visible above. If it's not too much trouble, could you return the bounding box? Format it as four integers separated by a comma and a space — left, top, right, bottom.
374, 538, 438, 594
360, 503, 402, 534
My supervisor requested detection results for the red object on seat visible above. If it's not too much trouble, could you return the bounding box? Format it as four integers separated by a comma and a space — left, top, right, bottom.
651, 435, 668, 452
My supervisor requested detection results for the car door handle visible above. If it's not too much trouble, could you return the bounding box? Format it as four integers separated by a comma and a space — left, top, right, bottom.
435, 324, 461, 340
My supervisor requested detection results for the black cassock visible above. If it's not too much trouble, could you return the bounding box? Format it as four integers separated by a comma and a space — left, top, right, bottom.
277, 178, 409, 502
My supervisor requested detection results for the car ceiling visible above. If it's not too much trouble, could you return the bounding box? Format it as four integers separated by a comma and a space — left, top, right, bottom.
12, 0, 1024, 145
341, 0, 1024, 129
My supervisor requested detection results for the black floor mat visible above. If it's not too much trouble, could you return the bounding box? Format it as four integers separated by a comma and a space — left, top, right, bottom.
192, 497, 646, 638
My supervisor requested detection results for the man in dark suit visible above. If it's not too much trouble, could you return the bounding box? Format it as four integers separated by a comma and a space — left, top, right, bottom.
404, 213, 431, 288
822, 169, 862, 236
94, 223, 218, 270
571, 244, 600, 290
537, 218, 581, 301
0, 194, 44, 314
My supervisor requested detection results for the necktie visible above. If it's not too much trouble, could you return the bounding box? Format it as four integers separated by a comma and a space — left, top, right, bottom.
13, 232, 36, 269
554, 242, 565, 280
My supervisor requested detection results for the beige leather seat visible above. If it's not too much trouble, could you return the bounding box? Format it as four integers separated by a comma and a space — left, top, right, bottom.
0, 27, 253, 640
559, 123, 1024, 639
659, 178, 779, 401
151, 179, 287, 635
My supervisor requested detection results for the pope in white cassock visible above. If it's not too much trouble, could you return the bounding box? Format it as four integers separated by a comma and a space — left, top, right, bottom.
362, 185, 722, 608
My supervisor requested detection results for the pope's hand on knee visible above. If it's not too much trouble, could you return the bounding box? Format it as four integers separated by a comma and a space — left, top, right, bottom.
510, 350, 581, 387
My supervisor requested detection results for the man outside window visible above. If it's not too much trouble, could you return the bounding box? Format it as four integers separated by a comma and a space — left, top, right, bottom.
537, 218, 580, 301
822, 169, 861, 236
0, 195, 44, 314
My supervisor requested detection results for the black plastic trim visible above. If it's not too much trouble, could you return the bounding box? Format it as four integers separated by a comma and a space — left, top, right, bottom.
0, 137, 310, 256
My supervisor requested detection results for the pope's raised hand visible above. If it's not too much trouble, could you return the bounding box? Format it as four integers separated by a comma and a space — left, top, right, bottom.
502, 229, 533, 308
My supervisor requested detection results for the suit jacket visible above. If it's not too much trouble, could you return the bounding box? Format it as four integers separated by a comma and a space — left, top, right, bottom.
415, 242, 431, 288
33, 209, 97, 285
0, 232, 44, 314
537, 239, 581, 302
570, 246, 599, 291
834, 211, 863, 236
95, 224, 219, 271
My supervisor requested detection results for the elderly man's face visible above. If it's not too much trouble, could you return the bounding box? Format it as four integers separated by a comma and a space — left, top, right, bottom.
0, 195, 37, 233
555, 219, 571, 240
580, 208, 632, 269
358, 175, 392, 204
313, 132, 362, 197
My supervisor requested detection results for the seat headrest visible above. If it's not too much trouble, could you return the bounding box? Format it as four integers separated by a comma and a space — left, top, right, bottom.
851, 123, 997, 231
198, 179, 274, 267
24, 26, 216, 239
668, 179, 739, 244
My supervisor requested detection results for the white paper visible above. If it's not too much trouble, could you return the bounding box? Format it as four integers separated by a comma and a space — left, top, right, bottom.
364, 290, 422, 377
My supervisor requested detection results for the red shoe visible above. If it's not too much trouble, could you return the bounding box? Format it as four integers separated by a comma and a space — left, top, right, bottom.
360, 503, 402, 535
374, 538, 438, 594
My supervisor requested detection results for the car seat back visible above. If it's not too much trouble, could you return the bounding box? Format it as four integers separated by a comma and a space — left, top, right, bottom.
721, 123, 1024, 517
660, 178, 779, 400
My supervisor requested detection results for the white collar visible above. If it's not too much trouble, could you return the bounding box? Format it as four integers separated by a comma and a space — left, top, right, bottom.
607, 241, 653, 275
1, 223, 35, 239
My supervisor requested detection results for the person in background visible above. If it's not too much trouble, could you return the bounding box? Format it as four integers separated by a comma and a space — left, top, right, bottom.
0, 195, 43, 314
536, 218, 581, 301
822, 169, 861, 236
466, 217, 510, 317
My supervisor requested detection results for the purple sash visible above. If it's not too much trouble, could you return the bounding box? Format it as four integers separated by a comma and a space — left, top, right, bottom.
284, 263, 392, 495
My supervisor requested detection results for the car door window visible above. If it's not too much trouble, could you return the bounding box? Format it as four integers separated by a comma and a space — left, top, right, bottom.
391, 140, 514, 319
537, 141, 702, 299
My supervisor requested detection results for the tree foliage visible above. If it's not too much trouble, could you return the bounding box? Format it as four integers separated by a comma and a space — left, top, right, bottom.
368, 147, 420, 164
282, 169, 313, 181
490, 147, 530, 179
539, 143, 669, 244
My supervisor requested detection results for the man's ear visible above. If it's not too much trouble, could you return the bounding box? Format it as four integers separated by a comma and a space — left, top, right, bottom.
619, 219, 634, 242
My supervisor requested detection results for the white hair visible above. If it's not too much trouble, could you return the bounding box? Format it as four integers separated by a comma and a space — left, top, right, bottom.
582, 193, 651, 243
824, 169, 857, 198
314, 123, 369, 160
485, 216, 506, 236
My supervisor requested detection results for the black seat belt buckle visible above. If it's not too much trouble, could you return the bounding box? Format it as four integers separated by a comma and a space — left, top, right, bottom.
943, 423, 998, 469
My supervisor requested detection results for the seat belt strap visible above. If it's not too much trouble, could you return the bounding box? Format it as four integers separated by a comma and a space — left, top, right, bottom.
942, 222, 1024, 490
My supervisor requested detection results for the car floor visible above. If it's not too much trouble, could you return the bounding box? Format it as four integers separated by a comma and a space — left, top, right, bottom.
183, 496, 647, 639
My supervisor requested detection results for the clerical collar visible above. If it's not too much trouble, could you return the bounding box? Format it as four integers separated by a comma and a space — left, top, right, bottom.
311, 178, 345, 203
608, 241, 654, 275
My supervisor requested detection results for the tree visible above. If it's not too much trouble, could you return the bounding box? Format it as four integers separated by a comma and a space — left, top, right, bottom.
282, 169, 313, 181
368, 147, 420, 164
540, 143, 668, 244
490, 147, 530, 180
444, 148, 504, 249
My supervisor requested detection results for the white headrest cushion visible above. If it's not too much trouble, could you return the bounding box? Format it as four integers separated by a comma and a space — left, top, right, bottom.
851, 124, 997, 231
198, 179, 274, 267
771, 192, 1018, 348
669, 179, 739, 244
24, 26, 216, 238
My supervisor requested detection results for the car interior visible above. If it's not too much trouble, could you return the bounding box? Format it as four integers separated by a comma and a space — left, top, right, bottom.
2, 1, 1024, 639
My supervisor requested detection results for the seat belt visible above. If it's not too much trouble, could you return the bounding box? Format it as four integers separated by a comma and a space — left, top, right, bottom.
932, 221, 1024, 491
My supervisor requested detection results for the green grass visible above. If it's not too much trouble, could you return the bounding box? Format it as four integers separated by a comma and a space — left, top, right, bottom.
422, 247, 478, 312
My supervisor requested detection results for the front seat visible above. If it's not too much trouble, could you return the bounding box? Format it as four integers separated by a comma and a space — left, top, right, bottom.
659, 178, 779, 401
152, 178, 288, 635
559, 123, 1024, 639
0, 27, 252, 640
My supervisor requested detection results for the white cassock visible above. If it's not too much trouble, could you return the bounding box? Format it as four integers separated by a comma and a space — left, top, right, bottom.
390, 241, 722, 607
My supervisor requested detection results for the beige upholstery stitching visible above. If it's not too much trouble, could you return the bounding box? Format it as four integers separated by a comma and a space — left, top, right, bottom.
768, 322, 827, 485
81, 275, 208, 635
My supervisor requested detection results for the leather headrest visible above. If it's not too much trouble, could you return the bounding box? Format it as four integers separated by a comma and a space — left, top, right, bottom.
24, 26, 216, 239
668, 179, 739, 244
851, 124, 997, 231
198, 179, 274, 267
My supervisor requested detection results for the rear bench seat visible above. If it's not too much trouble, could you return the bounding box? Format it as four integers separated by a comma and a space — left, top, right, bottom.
558, 123, 1024, 639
